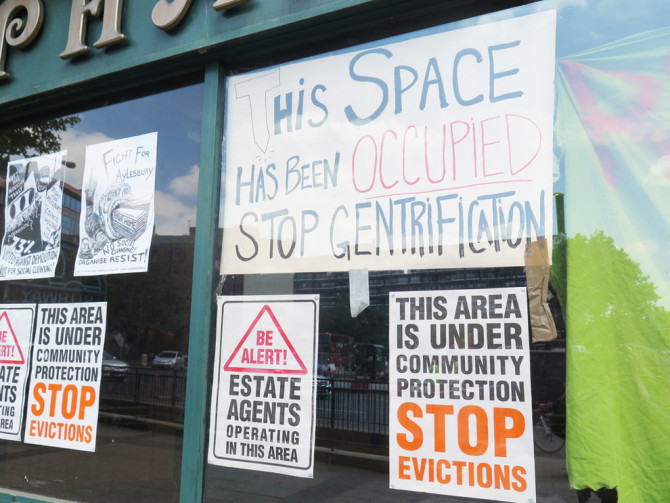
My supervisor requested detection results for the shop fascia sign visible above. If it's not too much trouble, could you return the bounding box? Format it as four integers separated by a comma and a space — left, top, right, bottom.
0, 0, 249, 81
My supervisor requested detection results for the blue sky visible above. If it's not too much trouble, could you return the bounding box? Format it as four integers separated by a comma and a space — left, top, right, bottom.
59, 84, 203, 235
550, 0, 670, 56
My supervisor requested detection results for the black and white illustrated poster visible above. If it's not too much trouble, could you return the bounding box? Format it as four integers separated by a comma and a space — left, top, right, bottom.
74, 133, 157, 276
0, 152, 66, 280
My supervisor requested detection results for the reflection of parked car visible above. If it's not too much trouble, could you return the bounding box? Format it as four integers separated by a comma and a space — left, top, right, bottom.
315, 375, 331, 398
152, 350, 186, 370
102, 351, 129, 380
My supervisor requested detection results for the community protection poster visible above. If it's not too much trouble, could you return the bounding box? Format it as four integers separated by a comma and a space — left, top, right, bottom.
75, 132, 157, 276
0, 304, 36, 442
24, 302, 107, 452
221, 11, 556, 274
389, 287, 535, 502
208, 295, 319, 478
0, 152, 65, 280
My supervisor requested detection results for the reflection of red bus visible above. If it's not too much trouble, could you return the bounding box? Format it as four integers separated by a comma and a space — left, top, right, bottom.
318, 333, 355, 372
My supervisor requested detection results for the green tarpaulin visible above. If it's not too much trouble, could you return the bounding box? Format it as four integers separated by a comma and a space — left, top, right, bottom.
556, 25, 670, 502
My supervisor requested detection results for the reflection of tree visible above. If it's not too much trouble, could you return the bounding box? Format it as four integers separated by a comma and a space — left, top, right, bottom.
0, 115, 91, 305
0, 116, 80, 168
565, 230, 670, 501
568, 230, 664, 318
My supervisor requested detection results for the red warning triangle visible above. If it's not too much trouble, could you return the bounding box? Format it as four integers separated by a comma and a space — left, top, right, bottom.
224, 304, 307, 375
0, 311, 25, 365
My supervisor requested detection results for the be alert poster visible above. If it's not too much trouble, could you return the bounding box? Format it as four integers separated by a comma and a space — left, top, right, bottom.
74, 132, 157, 276
208, 295, 319, 478
0, 304, 36, 442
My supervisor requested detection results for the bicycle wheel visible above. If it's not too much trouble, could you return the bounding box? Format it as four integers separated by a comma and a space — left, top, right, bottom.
533, 414, 566, 453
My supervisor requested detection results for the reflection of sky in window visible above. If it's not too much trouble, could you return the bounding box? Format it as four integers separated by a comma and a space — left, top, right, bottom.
458, 0, 670, 57
63, 84, 202, 193
545, 0, 670, 307
550, 0, 670, 56
61, 84, 203, 235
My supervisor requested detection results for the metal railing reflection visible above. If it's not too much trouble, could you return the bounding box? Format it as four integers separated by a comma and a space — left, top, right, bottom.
100, 370, 389, 434
100, 367, 187, 411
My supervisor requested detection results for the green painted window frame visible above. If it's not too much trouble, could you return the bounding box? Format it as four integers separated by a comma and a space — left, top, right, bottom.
179, 62, 225, 503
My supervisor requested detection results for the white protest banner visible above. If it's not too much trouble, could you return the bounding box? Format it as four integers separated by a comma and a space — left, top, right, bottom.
208, 295, 319, 478
389, 287, 535, 502
221, 11, 556, 274
24, 302, 107, 452
0, 152, 65, 280
75, 132, 157, 276
0, 304, 35, 441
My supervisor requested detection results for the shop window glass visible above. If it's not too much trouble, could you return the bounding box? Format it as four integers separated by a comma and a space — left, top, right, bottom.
62, 215, 76, 236
204, 0, 669, 502
0, 83, 202, 502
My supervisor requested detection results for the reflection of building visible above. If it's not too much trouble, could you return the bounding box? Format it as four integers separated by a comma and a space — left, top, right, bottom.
0, 178, 80, 236
105, 228, 195, 359
294, 267, 527, 308
150, 227, 197, 279
0, 177, 81, 242
61, 186, 81, 240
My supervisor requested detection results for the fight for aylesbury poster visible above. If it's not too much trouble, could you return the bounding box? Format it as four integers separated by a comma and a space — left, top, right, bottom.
220, 11, 556, 274
0, 152, 66, 280
75, 133, 157, 276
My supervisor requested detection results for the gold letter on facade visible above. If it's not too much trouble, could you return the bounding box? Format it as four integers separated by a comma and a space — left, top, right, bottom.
60, 0, 126, 60
212, 0, 251, 12
152, 0, 192, 31
0, 0, 44, 81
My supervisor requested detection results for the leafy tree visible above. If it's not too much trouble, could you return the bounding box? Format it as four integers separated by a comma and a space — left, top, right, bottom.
568, 230, 663, 319
0, 116, 80, 168
566, 230, 670, 501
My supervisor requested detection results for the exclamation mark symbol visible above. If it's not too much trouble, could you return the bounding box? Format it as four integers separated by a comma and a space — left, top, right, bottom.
283, 350, 287, 365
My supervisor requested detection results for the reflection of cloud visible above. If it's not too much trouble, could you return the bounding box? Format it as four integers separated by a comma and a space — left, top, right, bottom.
655, 281, 670, 311
155, 164, 199, 235
647, 155, 670, 186
154, 190, 196, 235
622, 237, 670, 310
61, 129, 199, 236
625, 238, 659, 259
531, 0, 587, 10
470, 1, 586, 25
168, 165, 199, 197
187, 130, 201, 143
59, 129, 114, 188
